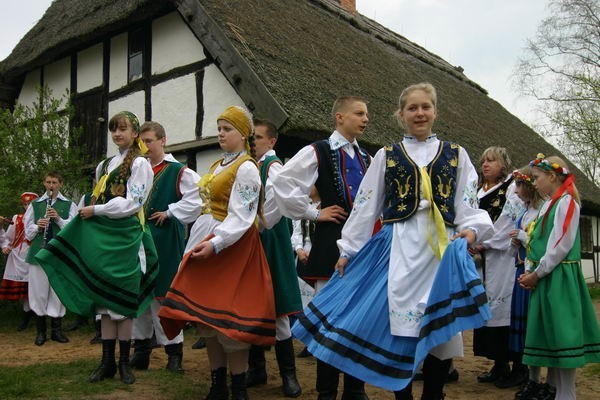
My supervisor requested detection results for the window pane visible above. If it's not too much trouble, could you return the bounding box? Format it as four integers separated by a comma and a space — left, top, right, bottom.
129, 53, 143, 82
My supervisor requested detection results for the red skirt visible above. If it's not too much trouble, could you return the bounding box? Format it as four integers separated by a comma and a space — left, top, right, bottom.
159, 226, 276, 346
0, 279, 28, 301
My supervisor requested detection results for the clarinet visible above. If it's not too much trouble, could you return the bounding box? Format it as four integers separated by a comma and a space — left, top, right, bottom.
42, 189, 53, 248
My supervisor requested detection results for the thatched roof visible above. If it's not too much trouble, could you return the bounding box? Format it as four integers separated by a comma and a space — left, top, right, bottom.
1, 0, 599, 212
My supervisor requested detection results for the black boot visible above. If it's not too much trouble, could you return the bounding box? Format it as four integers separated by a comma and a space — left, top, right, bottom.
90, 319, 102, 344
192, 337, 206, 349
205, 367, 229, 400
341, 374, 369, 400
89, 339, 117, 382
119, 340, 135, 384
231, 372, 249, 400
129, 338, 152, 370
394, 382, 414, 400
50, 317, 69, 343
17, 310, 34, 331
165, 343, 184, 374
65, 314, 88, 331
275, 338, 302, 397
34, 316, 47, 346
421, 354, 451, 400
246, 345, 267, 387
477, 360, 510, 383
316, 360, 340, 400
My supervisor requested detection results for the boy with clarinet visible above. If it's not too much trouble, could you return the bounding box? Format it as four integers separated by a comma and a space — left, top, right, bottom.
24, 171, 78, 346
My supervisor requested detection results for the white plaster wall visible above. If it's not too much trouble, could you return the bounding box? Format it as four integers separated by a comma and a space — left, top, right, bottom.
202, 64, 245, 138
77, 44, 103, 93
195, 148, 223, 175
582, 214, 600, 283
17, 69, 41, 108
106, 91, 145, 156
44, 57, 71, 109
152, 12, 206, 75
109, 33, 128, 91
151, 73, 197, 144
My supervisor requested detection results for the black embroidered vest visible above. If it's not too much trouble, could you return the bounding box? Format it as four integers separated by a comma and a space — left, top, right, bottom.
382, 141, 459, 226
479, 176, 514, 223
299, 140, 370, 279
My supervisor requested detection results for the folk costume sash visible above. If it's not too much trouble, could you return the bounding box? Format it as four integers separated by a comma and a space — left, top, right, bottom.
26, 198, 72, 264
259, 155, 302, 315
144, 161, 187, 297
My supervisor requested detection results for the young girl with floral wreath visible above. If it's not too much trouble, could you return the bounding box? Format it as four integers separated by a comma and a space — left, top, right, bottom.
159, 105, 276, 400
501, 166, 545, 394
35, 111, 158, 385
518, 154, 600, 400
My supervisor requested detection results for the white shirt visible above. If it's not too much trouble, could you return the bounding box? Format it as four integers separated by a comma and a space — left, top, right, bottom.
24, 192, 78, 241
477, 178, 523, 327
259, 149, 284, 229
273, 130, 365, 222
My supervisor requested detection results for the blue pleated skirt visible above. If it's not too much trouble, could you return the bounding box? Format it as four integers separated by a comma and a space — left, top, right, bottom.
292, 224, 490, 391
509, 264, 529, 355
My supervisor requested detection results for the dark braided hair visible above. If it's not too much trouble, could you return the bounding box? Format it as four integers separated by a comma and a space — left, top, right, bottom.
108, 112, 141, 186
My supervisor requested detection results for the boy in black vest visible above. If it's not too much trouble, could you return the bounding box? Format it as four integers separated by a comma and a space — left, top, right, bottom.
273, 97, 371, 400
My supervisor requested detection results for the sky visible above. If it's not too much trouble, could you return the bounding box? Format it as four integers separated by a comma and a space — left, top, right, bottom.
0, 0, 550, 127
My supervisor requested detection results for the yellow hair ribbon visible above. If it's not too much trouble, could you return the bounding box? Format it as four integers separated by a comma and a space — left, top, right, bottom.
135, 137, 148, 155
420, 167, 449, 259
91, 174, 109, 201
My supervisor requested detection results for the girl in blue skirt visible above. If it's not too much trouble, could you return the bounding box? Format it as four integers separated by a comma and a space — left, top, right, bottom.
292, 83, 494, 400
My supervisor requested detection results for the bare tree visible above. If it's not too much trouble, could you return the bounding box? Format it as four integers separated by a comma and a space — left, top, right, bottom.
514, 0, 600, 184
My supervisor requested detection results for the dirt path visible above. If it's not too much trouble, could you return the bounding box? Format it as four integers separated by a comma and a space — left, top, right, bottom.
1, 303, 599, 399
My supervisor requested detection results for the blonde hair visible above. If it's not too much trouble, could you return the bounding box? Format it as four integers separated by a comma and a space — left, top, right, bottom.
534, 156, 580, 204
394, 82, 437, 125
331, 96, 366, 126
479, 146, 512, 184
514, 165, 545, 209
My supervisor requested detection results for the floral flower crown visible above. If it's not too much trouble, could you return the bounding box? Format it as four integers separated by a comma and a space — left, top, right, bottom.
529, 153, 570, 176
512, 170, 533, 184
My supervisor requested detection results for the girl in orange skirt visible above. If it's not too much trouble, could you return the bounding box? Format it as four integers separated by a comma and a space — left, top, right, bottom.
159, 106, 275, 400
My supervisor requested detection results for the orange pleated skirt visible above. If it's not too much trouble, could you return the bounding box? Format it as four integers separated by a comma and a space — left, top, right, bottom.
159, 226, 276, 346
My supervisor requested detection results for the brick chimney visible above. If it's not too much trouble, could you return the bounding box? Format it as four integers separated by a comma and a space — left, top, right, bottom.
337, 0, 357, 13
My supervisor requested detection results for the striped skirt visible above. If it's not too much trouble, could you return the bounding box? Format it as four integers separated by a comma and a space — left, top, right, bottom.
35, 215, 158, 318
0, 279, 28, 301
292, 225, 490, 391
159, 226, 276, 346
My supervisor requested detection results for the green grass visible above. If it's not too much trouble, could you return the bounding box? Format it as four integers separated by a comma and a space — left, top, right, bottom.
0, 359, 123, 399
0, 359, 203, 400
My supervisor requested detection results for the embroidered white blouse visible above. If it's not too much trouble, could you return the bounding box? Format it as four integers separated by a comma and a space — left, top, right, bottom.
477, 177, 523, 327
336, 135, 493, 337
92, 149, 154, 219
